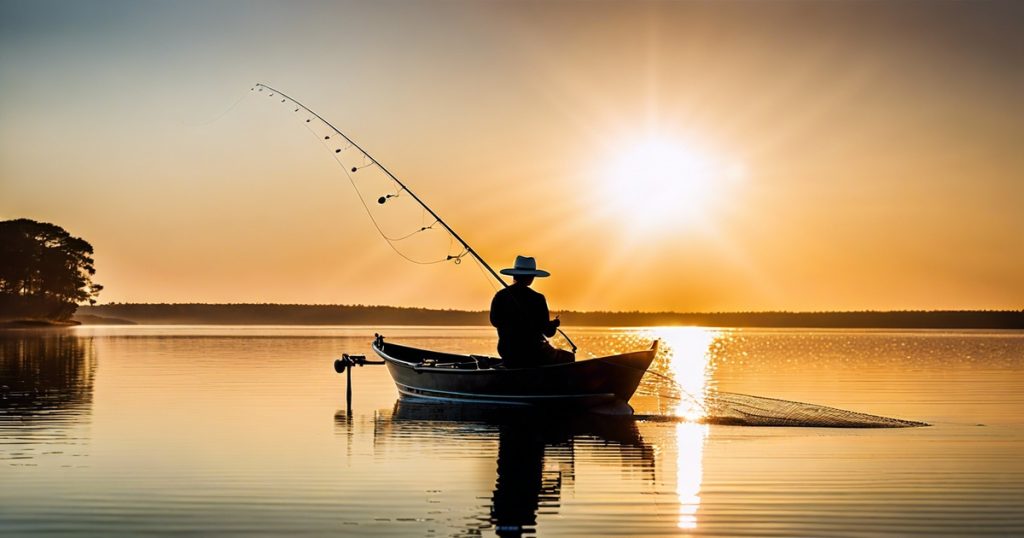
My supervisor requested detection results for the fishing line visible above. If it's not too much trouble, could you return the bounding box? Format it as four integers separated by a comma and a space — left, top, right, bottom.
280, 90, 450, 258
471, 256, 503, 293
387, 220, 439, 242
179, 87, 251, 127
344, 184, 460, 264
261, 84, 494, 265
256, 84, 498, 262
299, 118, 456, 264
639, 369, 709, 413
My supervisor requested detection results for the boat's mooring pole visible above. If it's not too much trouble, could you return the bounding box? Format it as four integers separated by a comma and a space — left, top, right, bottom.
333, 354, 384, 413
345, 361, 352, 408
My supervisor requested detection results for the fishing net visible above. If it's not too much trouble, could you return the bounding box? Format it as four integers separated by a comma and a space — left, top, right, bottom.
590, 331, 930, 428
633, 362, 927, 427
698, 391, 928, 428
634, 391, 926, 428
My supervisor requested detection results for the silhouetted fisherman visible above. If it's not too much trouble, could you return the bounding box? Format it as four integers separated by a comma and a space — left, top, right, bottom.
490, 256, 575, 368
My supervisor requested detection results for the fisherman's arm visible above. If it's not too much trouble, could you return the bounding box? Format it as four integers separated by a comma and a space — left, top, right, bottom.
489, 292, 504, 328
541, 297, 559, 337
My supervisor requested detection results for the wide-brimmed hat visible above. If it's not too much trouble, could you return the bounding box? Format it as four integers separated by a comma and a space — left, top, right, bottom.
500, 255, 550, 277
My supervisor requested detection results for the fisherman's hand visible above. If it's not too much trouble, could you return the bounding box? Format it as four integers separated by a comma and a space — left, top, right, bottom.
550, 318, 561, 329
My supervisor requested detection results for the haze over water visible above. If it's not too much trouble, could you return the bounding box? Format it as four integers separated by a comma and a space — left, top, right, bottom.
2, 326, 1022, 536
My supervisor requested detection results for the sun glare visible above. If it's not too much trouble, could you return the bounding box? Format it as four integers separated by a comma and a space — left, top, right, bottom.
597, 136, 739, 232
656, 326, 716, 421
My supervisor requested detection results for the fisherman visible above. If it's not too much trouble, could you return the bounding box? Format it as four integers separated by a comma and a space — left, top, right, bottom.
490, 256, 575, 368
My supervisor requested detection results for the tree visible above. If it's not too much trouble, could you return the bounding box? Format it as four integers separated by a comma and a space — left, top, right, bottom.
0, 219, 103, 321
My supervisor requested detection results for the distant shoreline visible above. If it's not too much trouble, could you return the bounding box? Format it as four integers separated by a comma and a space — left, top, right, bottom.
0, 319, 81, 328
74, 304, 1024, 330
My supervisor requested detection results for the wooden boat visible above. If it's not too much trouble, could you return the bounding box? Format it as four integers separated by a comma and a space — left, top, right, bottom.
371, 334, 659, 413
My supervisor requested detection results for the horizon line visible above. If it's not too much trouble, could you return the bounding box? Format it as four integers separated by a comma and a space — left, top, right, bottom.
85, 303, 1023, 315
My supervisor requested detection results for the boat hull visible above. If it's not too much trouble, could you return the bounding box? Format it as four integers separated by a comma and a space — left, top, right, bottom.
372, 336, 658, 410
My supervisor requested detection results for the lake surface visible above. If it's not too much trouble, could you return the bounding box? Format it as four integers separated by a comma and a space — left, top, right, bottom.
2, 326, 1023, 536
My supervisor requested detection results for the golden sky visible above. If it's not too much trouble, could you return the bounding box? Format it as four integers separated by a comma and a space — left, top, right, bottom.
1, 0, 1022, 311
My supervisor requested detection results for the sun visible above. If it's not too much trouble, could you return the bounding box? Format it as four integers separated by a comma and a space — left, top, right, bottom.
596, 136, 738, 232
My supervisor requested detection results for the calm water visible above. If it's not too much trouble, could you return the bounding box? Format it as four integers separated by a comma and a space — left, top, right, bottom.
1, 326, 1023, 537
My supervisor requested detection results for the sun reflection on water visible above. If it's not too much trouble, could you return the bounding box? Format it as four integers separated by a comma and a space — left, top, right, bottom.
675, 422, 708, 530
647, 327, 717, 531
653, 326, 718, 420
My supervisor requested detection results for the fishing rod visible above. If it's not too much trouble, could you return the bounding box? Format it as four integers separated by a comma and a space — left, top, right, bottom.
254, 83, 578, 353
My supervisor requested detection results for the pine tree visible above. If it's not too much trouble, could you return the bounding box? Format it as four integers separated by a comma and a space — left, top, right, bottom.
0, 219, 103, 321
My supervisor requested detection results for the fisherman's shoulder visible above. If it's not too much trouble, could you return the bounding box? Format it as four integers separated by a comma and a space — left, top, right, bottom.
516, 285, 544, 300
493, 286, 516, 301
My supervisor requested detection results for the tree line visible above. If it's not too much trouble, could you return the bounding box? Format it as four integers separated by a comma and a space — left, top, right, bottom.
79, 303, 1024, 329
0, 219, 102, 321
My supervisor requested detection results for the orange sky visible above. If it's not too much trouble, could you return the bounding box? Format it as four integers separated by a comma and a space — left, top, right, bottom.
1, 1, 1022, 311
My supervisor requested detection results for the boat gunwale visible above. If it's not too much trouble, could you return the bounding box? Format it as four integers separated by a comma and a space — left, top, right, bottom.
372, 339, 658, 374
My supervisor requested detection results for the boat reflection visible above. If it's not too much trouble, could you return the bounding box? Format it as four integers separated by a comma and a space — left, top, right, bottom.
358, 401, 656, 536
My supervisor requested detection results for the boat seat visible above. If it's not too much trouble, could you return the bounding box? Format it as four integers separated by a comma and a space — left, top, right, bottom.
417, 358, 480, 370
471, 355, 504, 370
416, 356, 504, 371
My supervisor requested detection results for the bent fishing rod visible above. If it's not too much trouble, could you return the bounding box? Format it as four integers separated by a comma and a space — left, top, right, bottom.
254, 83, 578, 353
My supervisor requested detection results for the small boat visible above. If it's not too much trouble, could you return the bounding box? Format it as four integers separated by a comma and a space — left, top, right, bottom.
371, 334, 659, 414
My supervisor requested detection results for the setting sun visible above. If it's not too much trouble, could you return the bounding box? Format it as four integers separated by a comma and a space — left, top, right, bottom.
597, 136, 738, 232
